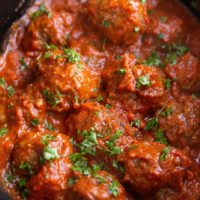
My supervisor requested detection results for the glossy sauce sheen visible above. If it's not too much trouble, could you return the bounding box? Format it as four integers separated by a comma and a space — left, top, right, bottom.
0, 0, 200, 199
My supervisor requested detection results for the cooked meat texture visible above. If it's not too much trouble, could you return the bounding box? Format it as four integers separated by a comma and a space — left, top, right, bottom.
102, 54, 167, 114
146, 9, 183, 43
118, 140, 193, 194
36, 49, 100, 112
66, 102, 135, 137
164, 53, 200, 93
11, 131, 73, 199
11, 132, 72, 176
8, 84, 46, 134
23, 11, 74, 51
67, 170, 131, 200
86, 0, 149, 43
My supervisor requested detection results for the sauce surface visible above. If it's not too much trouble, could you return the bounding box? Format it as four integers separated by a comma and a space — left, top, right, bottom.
0, 0, 200, 199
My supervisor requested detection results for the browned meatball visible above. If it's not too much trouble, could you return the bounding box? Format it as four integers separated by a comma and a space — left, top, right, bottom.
146, 0, 160, 8
155, 177, 200, 200
66, 102, 135, 137
158, 97, 200, 150
11, 132, 72, 178
23, 10, 74, 51
36, 48, 100, 112
66, 102, 134, 178
67, 170, 131, 200
164, 53, 200, 93
102, 54, 167, 114
146, 10, 183, 43
118, 141, 193, 194
8, 84, 46, 134
86, 0, 149, 44
11, 131, 73, 199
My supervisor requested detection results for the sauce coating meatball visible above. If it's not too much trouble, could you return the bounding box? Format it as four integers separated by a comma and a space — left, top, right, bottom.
67, 170, 131, 200
23, 10, 74, 51
86, 0, 149, 43
102, 54, 167, 114
11, 131, 73, 199
164, 53, 200, 93
118, 141, 193, 194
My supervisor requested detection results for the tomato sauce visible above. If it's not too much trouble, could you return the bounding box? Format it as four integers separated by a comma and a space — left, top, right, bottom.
0, 0, 200, 199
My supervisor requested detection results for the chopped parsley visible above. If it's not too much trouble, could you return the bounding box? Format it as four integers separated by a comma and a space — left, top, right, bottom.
77, 129, 98, 155
154, 129, 168, 145
140, 0, 146, 4
0, 127, 8, 137
112, 160, 125, 174
96, 95, 104, 102
20, 162, 33, 175
0, 77, 6, 88
160, 147, 170, 161
115, 55, 122, 60
134, 26, 140, 33
5, 171, 15, 183
43, 146, 60, 161
105, 104, 111, 109
102, 20, 110, 28
18, 179, 26, 189
64, 48, 81, 63
130, 119, 141, 128
164, 78, 172, 90
69, 153, 91, 175
41, 134, 56, 145
105, 130, 123, 156
145, 117, 158, 130
94, 174, 106, 184
68, 178, 76, 186
43, 89, 62, 107
164, 44, 188, 66
45, 122, 55, 131
136, 75, 151, 89
7, 86, 15, 97
45, 43, 58, 50
109, 181, 119, 197
43, 52, 53, 59
158, 33, 165, 40
143, 51, 162, 67
31, 4, 52, 20
160, 16, 167, 23
161, 107, 173, 117
31, 118, 39, 127
20, 57, 28, 70
118, 68, 126, 74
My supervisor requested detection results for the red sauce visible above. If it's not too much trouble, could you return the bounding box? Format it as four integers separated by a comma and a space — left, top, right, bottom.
0, 0, 200, 199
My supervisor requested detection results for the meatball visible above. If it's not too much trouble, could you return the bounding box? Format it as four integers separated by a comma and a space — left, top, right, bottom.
102, 54, 167, 114
66, 102, 134, 177
155, 177, 200, 200
158, 97, 200, 149
118, 141, 193, 194
23, 10, 74, 51
147, 10, 183, 43
164, 53, 200, 93
66, 102, 135, 137
8, 84, 46, 134
37, 48, 100, 112
11, 131, 73, 199
86, 0, 149, 43
11, 132, 72, 177
67, 170, 131, 200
